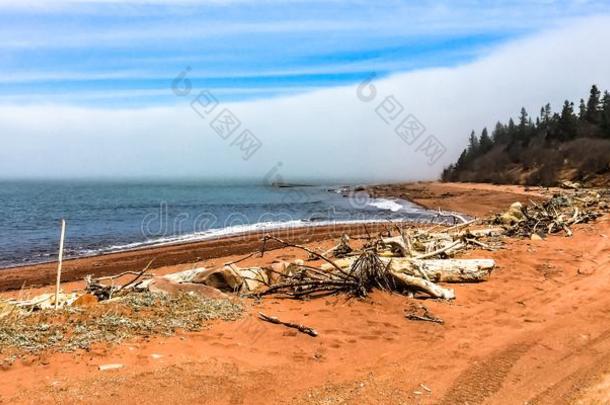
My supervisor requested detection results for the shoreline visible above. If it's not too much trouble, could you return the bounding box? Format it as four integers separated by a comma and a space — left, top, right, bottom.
0, 182, 544, 292
0, 184, 433, 272
0, 221, 413, 291
0, 216, 442, 271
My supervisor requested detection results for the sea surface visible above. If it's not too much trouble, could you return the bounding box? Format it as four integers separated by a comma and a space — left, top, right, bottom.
0, 181, 444, 268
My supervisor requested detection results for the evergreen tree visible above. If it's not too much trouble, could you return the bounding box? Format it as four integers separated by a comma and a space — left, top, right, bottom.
519, 107, 529, 128
602, 91, 610, 138
586, 84, 602, 123
455, 150, 468, 171
559, 100, 577, 140
506, 118, 517, 144
441, 85, 610, 184
518, 107, 530, 144
479, 127, 493, 153
544, 103, 552, 123
492, 122, 506, 144
441, 164, 454, 181
467, 130, 479, 159
578, 99, 587, 120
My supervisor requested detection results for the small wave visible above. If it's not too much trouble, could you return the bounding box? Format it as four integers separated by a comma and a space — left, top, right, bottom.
76, 216, 421, 257
367, 198, 404, 212
78, 219, 311, 255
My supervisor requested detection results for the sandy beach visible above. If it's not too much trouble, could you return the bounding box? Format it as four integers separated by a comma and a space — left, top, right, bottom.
1, 181, 610, 403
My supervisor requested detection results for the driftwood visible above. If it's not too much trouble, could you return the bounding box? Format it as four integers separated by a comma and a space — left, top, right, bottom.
322, 234, 353, 258
405, 304, 444, 324
413, 240, 464, 260
321, 258, 494, 283
436, 209, 469, 225
381, 236, 410, 257
261, 235, 357, 282
258, 312, 318, 337
498, 191, 607, 238
391, 271, 455, 299
403, 259, 494, 282
85, 259, 156, 300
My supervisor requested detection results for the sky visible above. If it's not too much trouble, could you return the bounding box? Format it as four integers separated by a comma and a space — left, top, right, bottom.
1, 1, 610, 182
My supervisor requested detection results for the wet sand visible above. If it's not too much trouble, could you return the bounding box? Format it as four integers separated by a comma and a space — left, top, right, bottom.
0, 222, 408, 291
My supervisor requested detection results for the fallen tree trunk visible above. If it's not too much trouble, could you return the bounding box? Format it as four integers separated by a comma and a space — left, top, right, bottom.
381, 236, 409, 256
390, 271, 456, 299
457, 227, 505, 237
321, 258, 494, 283
389, 258, 494, 283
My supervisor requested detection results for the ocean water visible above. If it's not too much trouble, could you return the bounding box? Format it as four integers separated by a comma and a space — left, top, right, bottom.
0, 181, 442, 268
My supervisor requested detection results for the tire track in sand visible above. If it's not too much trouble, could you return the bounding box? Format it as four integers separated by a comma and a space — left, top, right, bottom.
438, 343, 534, 405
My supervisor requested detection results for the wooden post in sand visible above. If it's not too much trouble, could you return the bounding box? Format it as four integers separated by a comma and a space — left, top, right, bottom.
55, 219, 66, 310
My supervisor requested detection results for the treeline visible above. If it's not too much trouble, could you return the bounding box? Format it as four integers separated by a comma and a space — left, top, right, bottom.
442, 85, 610, 186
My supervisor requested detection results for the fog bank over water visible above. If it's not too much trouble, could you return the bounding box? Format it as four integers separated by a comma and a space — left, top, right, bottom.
1, 17, 609, 183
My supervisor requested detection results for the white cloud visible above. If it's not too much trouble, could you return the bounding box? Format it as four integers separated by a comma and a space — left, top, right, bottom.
1, 16, 609, 182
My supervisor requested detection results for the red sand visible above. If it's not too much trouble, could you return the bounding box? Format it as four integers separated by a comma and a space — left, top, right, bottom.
1, 182, 610, 404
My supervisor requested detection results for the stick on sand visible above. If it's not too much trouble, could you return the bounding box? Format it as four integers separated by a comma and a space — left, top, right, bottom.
55, 219, 66, 310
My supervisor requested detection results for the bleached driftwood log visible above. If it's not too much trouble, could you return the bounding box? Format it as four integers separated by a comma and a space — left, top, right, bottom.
389, 258, 494, 283
454, 227, 505, 238
381, 236, 409, 256
390, 271, 456, 299
321, 257, 494, 283
413, 240, 465, 259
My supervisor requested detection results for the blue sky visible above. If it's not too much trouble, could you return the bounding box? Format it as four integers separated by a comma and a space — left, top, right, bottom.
1, 3, 610, 181
1, 0, 609, 106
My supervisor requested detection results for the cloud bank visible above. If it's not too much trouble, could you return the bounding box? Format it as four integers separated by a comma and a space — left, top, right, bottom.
1, 16, 610, 183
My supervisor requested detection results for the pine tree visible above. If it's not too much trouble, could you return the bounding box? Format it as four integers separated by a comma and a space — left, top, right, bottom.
467, 130, 479, 159
559, 100, 577, 141
441, 164, 454, 181
518, 107, 530, 144
578, 99, 587, 120
492, 122, 506, 144
539, 103, 552, 130
544, 103, 552, 123
455, 150, 468, 171
443, 85, 610, 183
519, 107, 529, 128
586, 84, 602, 123
507, 118, 517, 144
602, 91, 610, 138
479, 127, 493, 153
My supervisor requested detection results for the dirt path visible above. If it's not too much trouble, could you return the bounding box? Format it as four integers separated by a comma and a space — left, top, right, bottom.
2, 182, 610, 404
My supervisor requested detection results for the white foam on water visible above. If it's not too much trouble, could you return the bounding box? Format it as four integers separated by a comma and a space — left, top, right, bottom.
367, 198, 404, 212
77, 216, 426, 257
